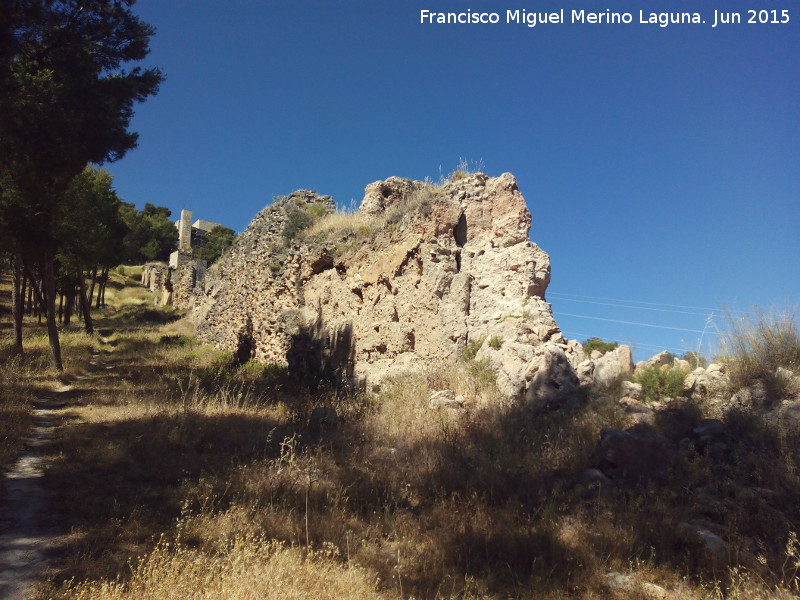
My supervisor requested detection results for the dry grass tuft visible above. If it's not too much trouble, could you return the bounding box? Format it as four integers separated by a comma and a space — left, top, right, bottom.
719, 305, 800, 401
305, 210, 375, 241
300, 183, 443, 258
59, 535, 386, 600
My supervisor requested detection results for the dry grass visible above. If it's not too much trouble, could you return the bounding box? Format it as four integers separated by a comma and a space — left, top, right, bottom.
1, 273, 795, 599
305, 210, 375, 241
59, 536, 386, 600
719, 305, 800, 402
301, 183, 443, 258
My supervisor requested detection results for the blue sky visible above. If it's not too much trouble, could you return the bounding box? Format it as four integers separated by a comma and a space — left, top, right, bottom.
109, 0, 799, 360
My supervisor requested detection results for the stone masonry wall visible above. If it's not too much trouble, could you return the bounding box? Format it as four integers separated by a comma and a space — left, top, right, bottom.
194, 174, 581, 403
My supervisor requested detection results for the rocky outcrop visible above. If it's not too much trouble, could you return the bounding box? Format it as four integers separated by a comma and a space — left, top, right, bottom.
576, 345, 634, 388
194, 173, 576, 403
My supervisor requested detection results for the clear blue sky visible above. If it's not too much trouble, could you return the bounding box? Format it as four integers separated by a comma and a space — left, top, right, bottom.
109, 0, 799, 361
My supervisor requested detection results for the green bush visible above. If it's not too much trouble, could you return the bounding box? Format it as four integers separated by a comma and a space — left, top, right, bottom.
488, 335, 504, 349
159, 335, 196, 347
582, 337, 619, 355
632, 366, 685, 403
234, 361, 289, 381
307, 204, 328, 220
462, 337, 485, 361
200, 351, 238, 389
682, 351, 708, 369
282, 207, 314, 244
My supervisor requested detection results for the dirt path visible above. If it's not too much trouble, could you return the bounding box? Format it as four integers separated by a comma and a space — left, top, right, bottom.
0, 349, 102, 599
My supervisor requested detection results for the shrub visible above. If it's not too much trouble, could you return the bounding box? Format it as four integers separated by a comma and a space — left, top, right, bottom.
682, 351, 708, 369
720, 305, 800, 399
488, 335, 504, 349
462, 337, 485, 361
159, 335, 196, 347
444, 157, 484, 183
306, 204, 328, 220
199, 351, 238, 388
632, 366, 685, 403
383, 186, 437, 226
582, 337, 619, 355
282, 207, 314, 244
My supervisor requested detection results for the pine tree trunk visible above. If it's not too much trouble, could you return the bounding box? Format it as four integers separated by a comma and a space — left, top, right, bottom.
97, 267, 109, 308
26, 279, 33, 315
20, 271, 28, 318
63, 288, 73, 326
42, 259, 64, 371
24, 265, 47, 319
76, 264, 94, 335
11, 253, 24, 354
88, 265, 98, 306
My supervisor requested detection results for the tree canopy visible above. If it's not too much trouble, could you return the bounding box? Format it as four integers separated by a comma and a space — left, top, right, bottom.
119, 202, 179, 263
0, 0, 162, 368
57, 166, 128, 271
195, 225, 236, 264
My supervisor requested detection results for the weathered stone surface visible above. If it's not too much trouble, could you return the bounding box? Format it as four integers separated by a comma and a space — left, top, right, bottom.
193, 173, 577, 403
575, 345, 633, 388
593, 345, 634, 387
636, 350, 673, 371
619, 397, 656, 426
683, 362, 729, 399
141, 262, 167, 293
360, 177, 420, 217
563, 339, 585, 369
621, 380, 643, 400
678, 522, 729, 567
604, 572, 670, 600
522, 342, 579, 406
672, 358, 691, 371
428, 390, 465, 410
591, 426, 672, 483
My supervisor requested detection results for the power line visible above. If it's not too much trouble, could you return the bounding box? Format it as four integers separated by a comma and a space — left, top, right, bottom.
561, 331, 687, 354
554, 311, 719, 334
548, 291, 749, 314
550, 296, 713, 316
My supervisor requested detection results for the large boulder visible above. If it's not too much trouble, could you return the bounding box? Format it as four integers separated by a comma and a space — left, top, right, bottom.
592, 345, 634, 387
636, 350, 673, 371
591, 425, 673, 483
575, 345, 634, 388
523, 342, 580, 406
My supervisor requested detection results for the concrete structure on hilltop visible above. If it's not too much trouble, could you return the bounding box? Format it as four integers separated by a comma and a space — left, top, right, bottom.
192, 219, 222, 233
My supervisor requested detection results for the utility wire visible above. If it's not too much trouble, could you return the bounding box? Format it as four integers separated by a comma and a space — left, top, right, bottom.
561, 331, 687, 354
548, 291, 749, 314
554, 311, 719, 334
550, 296, 712, 316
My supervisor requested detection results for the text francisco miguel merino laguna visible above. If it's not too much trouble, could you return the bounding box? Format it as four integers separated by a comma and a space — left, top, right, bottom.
419, 8, 789, 28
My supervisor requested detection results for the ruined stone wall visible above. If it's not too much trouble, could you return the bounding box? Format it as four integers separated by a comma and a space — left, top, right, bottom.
194, 174, 581, 403
141, 257, 206, 309
141, 262, 167, 293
